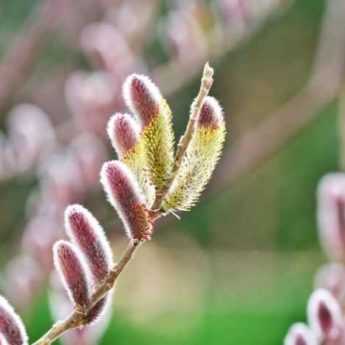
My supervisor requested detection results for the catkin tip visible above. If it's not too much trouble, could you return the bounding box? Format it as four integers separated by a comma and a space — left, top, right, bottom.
107, 113, 140, 158
307, 288, 342, 340
64, 204, 113, 282
198, 96, 224, 129
123, 74, 161, 126
0, 295, 28, 345
284, 323, 317, 345
100, 160, 152, 240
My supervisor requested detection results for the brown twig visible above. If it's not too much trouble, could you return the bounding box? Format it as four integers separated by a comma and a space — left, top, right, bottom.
151, 62, 214, 210
31, 62, 214, 341
33, 239, 141, 345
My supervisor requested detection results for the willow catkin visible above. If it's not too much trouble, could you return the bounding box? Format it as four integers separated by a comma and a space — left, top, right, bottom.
53, 240, 90, 308
284, 323, 317, 345
65, 204, 113, 282
107, 113, 155, 207
100, 160, 152, 240
163, 96, 226, 212
307, 288, 343, 341
123, 74, 175, 192
0, 296, 28, 345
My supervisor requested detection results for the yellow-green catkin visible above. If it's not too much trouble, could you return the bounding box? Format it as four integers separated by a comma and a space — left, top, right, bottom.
107, 113, 155, 207
123, 75, 175, 194
123, 142, 155, 207
162, 96, 226, 212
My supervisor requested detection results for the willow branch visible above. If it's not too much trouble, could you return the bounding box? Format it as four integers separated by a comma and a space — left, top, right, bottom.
32, 239, 141, 345
175, 62, 214, 169
152, 62, 214, 210
215, 0, 345, 188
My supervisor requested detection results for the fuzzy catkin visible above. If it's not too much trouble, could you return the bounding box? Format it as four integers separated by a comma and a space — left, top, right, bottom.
284, 323, 317, 345
107, 113, 155, 207
163, 96, 226, 212
101, 160, 152, 240
123, 74, 175, 192
65, 204, 113, 282
53, 240, 90, 307
307, 288, 343, 341
0, 296, 28, 345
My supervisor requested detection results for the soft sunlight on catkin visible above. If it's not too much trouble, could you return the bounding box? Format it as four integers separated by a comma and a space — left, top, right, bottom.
163, 96, 226, 212
0, 296, 28, 345
123, 75, 175, 192
11, 62, 228, 345
107, 113, 155, 207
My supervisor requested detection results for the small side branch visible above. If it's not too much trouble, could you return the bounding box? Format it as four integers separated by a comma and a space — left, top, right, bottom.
174, 62, 214, 169
32, 240, 141, 345
152, 62, 214, 210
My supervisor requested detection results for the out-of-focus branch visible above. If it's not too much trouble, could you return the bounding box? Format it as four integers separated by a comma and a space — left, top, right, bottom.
0, 0, 106, 116
215, 0, 345, 188
152, 63, 214, 210
33, 239, 141, 345
154, 15, 268, 96
0, 0, 57, 114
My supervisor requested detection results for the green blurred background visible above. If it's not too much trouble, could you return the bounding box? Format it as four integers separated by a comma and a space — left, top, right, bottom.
0, 0, 338, 344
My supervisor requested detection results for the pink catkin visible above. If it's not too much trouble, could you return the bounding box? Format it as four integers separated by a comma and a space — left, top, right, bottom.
0, 296, 28, 345
0, 335, 9, 345
65, 205, 113, 282
284, 323, 317, 345
123, 74, 161, 127
100, 160, 152, 240
295, 335, 307, 345
318, 302, 333, 335
197, 96, 224, 130
107, 113, 139, 158
53, 240, 90, 307
308, 289, 343, 341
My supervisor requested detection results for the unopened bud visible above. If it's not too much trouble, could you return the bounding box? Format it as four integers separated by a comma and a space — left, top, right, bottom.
107, 114, 155, 206
284, 323, 317, 345
107, 113, 140, 158
123, 74, 175, 191
197, 96, 224, 129
53, 240, 90, 307
0, 296, 28, 345
65, 205, 113, 282
163, 96, 226, 212
123, 74, 161, 127
307, 288, 343, 340
100, 160, 152, 240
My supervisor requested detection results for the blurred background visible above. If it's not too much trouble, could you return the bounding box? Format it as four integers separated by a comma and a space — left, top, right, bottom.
0, 0, 343, 344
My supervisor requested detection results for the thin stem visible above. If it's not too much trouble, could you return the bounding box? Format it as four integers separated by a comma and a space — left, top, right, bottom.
151, 62, 214, 210
174, 62, 214, 169
32, 64, 213, 344
32, 240, 141, 345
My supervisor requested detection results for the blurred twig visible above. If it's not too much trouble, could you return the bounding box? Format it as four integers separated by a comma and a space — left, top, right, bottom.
216, 0, 345, 188
0, 0, 57, 114
152, 63, 214, 210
